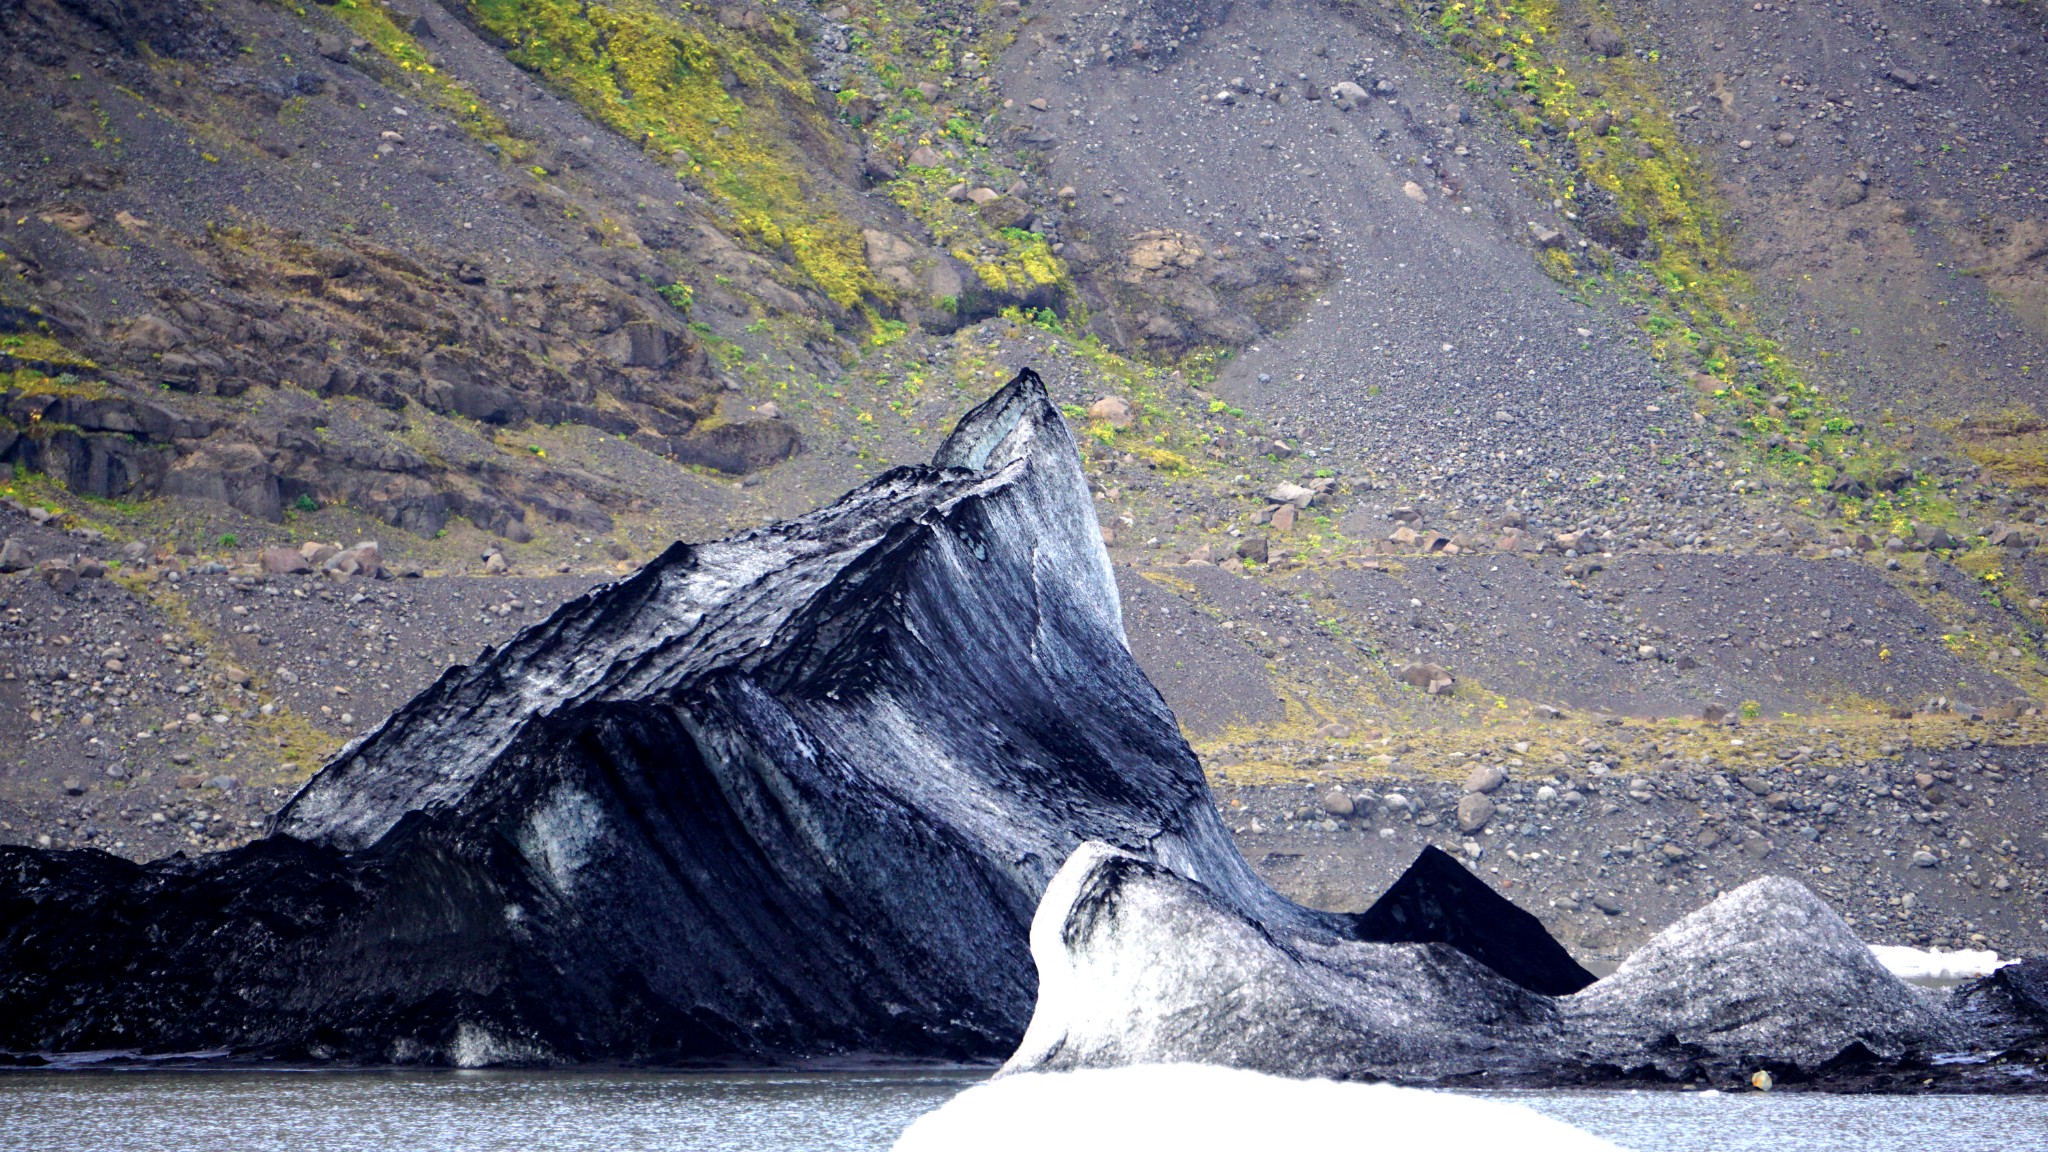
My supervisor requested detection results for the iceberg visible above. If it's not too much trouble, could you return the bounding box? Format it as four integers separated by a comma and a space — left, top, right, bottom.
1008, 841, 2032, 1085
1005, 842, 1566, 1082
0, 370, 1322, 1065
893, 1064, 1627, 1152
1564, 876, 1961, 1072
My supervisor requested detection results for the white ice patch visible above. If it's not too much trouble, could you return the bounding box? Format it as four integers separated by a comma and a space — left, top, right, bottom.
1869, 943, 2015, 987
893, 1064, 1627, 1152
1006, 840, 1119, 1073
450, 1022, 546, 1068
517, 785, 606, 894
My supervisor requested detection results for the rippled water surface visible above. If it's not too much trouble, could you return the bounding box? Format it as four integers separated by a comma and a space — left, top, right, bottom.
1, 1070, 2042, 1151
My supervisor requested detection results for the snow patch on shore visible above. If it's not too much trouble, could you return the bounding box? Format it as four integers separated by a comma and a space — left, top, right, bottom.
894, 1064, 1626, 1152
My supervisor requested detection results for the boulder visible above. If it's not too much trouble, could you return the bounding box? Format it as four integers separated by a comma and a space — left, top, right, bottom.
1267, 482, 1315, 509
119, 314, 189, 352
1087, 396, 1134, 427
1912, 522, 1958, 551
1455, 793, 1495, 833
261, 547, 311, 575
38, 561, 78, 594
670, 420, 802, 475
1397, 662, 1454, 695
0, 538, 30, 573
1463, 765, 1506, 794
165, 443, 282, 523
328, 540, 383, 579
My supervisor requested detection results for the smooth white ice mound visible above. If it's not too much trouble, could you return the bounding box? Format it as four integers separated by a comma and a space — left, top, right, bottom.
1870, 944, 2016, 986
892, 1065, 1628, 1152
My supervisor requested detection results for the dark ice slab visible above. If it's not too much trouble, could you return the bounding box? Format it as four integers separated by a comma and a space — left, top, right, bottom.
1355, 845, 1596, 996
0, 370, 1326, 1066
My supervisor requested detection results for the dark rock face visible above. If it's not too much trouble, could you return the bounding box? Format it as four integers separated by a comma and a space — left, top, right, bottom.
0, 370, 1321, 1065
1007, 845, 2036, 1085
1354, 846, 1596, 997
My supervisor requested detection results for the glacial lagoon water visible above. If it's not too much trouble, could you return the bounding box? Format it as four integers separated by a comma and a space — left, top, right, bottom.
0, 1068, 2043, 1152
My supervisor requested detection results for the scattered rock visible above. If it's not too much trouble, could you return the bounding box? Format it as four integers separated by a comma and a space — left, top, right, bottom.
1586, 27, 1625, 57
1455, 792, 1495, 833
0, 538, 31, 573
1397, 662, 1455, 695
261, 547, 311, 575
1463, 765, 1506, 794
1088, 396, 1134, 427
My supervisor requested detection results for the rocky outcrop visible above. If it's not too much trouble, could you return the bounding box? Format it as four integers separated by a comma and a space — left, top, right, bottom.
0, 370, 1324, 1065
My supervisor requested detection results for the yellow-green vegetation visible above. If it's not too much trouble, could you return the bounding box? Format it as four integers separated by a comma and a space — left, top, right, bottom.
836, 0, 1074, 304
1, 370, 111, 401
1200, 701, 2048, 787
318, 0, 528, 158
0, 333, 98, 371
1420, 0, 1940, 534
250, 704, 347, 783
1952, 406, 2048, 491
886, 171, 1071, 299
465, 0, 876, 307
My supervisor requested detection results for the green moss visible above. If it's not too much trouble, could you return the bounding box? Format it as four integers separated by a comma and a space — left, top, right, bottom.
0, 333, 97, 370
464, 0, 877, 307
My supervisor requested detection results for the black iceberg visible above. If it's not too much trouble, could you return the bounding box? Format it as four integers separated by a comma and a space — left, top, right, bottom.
1357, 845, 1595, 997
0, 369, 1334, 1065
5, 368, 2038, 1085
